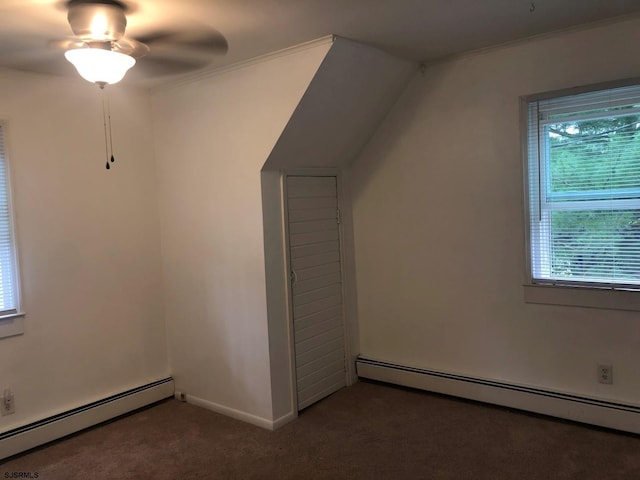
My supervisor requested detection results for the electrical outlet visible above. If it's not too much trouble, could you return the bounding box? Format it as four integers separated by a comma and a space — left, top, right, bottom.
598, 365, 613, 385
2, 388, 15, 416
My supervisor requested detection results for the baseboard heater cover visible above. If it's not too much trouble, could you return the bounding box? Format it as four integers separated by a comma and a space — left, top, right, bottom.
0, 377, 174, 460
356, 357, 640, 435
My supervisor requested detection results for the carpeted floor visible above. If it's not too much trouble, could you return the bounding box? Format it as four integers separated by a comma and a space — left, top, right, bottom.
2, 380, 640, 479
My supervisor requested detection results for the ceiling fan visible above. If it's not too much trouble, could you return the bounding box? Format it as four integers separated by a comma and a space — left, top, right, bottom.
1, 0, 229, 170
1, 0, 229, 86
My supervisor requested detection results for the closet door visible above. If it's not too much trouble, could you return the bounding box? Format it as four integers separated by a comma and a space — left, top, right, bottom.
287, 176, 346, 410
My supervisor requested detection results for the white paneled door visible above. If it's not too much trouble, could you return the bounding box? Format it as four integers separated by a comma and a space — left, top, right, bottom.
287, 175, 346, 410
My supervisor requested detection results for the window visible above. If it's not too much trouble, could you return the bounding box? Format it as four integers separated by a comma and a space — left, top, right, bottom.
0, 122, 23, 338
525, 83, 640, 290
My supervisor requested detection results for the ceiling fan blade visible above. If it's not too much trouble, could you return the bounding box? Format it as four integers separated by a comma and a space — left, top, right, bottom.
48, 37, 85, 51
125, 26, 229, 78
112, 37, 149, 58
134, 26, 229, 57
0, 33, 75, 77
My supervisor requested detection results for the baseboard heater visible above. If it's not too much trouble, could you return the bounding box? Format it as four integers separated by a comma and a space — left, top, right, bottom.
356, 357, 640, 435
0, 377, 174, 460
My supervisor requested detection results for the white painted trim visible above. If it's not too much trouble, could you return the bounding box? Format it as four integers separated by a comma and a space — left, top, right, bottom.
336, 172, 359, 387
0, 378, 174, 460
357, 357, 640, 434
185, 394, 275, 430
272, 411, 297, 430
0, 313, 24, 339
523, 283, 640, 311
280, 172, 299, 416
154, 35, 335, 93
285, 167, 340, 177
335, 172, 355, 386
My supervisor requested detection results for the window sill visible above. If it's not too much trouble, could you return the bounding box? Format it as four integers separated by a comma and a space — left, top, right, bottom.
0, 312, 25, 339
524, 284, 640, 311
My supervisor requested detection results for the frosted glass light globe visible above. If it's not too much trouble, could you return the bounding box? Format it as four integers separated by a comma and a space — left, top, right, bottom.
65, 48, 135, 85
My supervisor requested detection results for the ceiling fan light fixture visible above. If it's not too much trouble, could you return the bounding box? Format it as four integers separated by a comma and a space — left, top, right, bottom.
67, 3, 127, 41
64, 48, 135, 85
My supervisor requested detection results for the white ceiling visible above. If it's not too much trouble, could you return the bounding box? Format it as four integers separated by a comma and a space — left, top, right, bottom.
2, 0, 640, 85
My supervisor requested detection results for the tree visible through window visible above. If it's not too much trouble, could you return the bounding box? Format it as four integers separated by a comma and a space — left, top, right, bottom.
526, 85, 640, 287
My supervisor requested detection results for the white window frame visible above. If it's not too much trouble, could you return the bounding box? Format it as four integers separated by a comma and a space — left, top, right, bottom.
522, 79, 640, 310
0, 121, 24, 339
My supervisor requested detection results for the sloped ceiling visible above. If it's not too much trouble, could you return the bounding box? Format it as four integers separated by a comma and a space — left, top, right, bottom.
264, 37, 416, 170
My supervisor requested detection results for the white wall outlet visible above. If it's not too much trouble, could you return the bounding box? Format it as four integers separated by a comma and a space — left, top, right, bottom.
2, 388, 15, 416
598, 365, 613, 385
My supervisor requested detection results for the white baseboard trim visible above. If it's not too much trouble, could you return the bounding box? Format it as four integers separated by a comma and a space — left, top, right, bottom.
186, 394, 275, 430
356, 357, 640, 435
0, 378, 174, 460
272, 411, 297, 430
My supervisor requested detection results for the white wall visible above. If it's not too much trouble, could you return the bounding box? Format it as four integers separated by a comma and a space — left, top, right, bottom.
152, 42, 330, 423
350, 17, 640, 404
0, 70, 168, 432
261, 39, 415, 421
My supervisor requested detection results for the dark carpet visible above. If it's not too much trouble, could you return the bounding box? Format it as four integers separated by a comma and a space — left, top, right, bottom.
2, 380, 640, 479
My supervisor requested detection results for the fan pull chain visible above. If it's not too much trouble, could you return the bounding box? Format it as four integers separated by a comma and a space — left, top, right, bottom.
100, 85, 116, 170
101, 90, 110, 170
107, 90, 115, 166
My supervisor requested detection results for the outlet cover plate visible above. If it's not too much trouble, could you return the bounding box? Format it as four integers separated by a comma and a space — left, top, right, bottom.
598, 365, 613, 385
1, 391, 14, 416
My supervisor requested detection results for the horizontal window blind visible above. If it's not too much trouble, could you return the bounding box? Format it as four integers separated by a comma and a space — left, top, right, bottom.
527, 85, 640, 288
0, 124, 18, 313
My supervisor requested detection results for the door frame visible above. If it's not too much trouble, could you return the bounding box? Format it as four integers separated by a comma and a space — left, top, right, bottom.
282, 168, 356, 413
